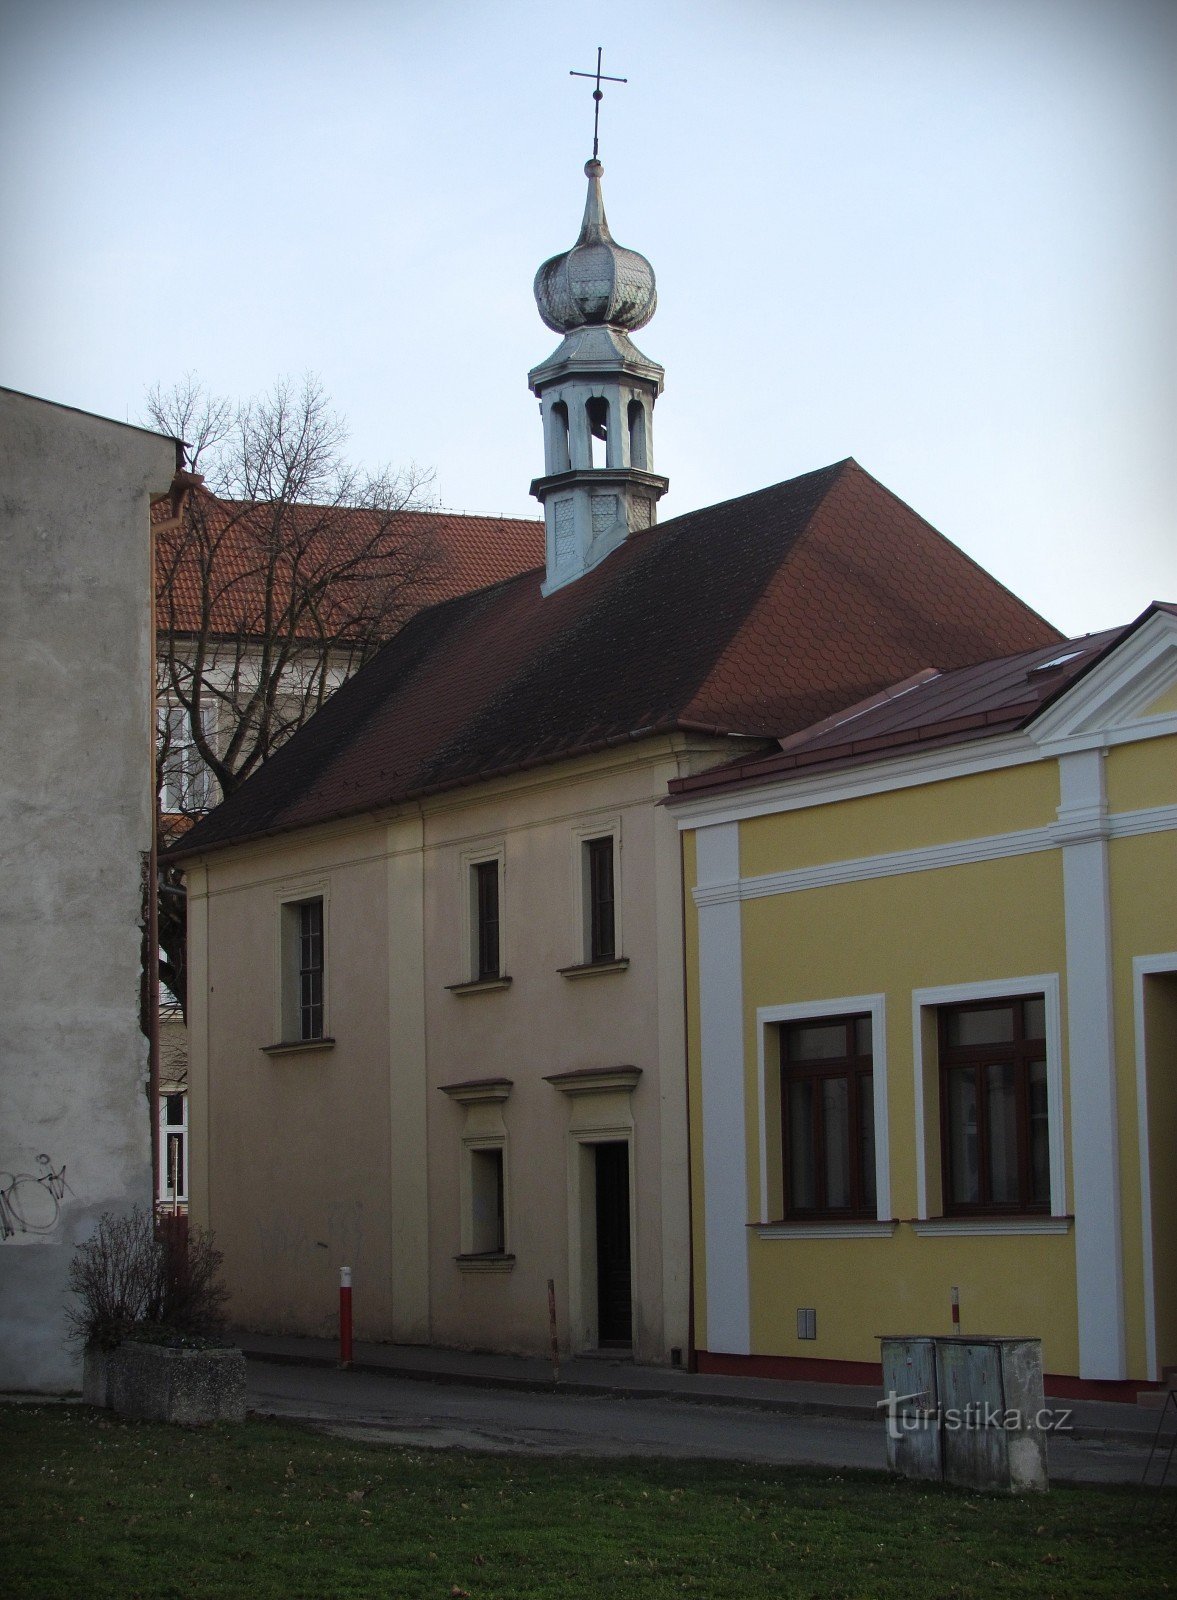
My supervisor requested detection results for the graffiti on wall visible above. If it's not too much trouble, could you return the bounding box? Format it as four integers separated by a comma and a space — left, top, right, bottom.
0, 1154, 73, 1239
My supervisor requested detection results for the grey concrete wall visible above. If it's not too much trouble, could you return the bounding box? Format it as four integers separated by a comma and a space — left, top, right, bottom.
0, 389, 177, 1389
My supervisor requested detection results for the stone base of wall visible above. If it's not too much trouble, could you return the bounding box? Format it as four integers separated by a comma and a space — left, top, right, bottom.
101, 1343, 246, 1424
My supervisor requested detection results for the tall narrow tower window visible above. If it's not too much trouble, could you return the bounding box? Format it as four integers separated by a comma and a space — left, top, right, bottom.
586, 396, 609, 469
550, 401, 571, 472
627, 400, 647, 470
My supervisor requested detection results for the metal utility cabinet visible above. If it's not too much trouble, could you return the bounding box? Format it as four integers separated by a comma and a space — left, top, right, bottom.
880, 1335, 1049, 1492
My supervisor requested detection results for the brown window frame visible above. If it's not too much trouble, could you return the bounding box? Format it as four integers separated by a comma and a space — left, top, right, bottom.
938, 995, 1049, 1216
779, 1013, 876, 1220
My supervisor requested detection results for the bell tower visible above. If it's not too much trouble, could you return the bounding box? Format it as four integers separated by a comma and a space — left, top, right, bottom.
529, 156, 668, 594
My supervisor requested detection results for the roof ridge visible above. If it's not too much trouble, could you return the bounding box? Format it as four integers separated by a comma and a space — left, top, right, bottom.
649, 458, 853, 542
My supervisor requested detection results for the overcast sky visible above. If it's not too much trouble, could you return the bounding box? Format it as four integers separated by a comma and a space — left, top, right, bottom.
2, 0, 1173, 636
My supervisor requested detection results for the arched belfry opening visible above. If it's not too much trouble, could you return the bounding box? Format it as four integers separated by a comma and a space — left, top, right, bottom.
627, 399, 647, 471
586, 396, 609, 470
529, 156, 668, 594
550, 401, 571, 473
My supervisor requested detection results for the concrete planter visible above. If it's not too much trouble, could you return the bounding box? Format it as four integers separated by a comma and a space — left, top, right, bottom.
82, 1345, 110, 1408
102, 1341, 246, 1425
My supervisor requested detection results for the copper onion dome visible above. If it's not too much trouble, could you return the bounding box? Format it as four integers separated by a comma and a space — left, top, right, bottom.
533, 160, 657, 334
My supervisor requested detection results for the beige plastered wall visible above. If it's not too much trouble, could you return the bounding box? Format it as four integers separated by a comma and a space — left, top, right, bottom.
187, 732, 730, 1359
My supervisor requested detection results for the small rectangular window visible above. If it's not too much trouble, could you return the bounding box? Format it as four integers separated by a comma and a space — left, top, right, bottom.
158, 702, 216, 814
585, 836, 616, 963
298, 900, 324, 1040
781, 1013, 875, 1218
938, 995, 1048, 1214
281, 895, 326, 1042
469, 1146, 505, 1254
473, 861, 500, 980
158, 1091, 188, 1204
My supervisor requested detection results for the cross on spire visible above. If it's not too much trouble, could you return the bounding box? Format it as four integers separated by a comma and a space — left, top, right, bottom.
569, 47, 627, 160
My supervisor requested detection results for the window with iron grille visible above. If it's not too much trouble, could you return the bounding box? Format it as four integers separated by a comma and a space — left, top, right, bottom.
297, 899, 324, 1040
473, 860, 500, 980
939, 995, 1048, 1213
585, 835, 616, 963
780, 1013, 876, 1218
280, 894, 326, 1043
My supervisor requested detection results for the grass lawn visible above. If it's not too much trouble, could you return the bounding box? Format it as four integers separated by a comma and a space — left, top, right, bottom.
1, 1404, 1172, 1599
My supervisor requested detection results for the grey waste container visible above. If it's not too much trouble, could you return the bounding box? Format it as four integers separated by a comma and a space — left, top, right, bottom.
879, 1335, 1049, 1492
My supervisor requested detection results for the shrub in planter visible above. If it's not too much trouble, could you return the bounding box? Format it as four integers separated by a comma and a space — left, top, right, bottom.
68, 1207, 239, 1421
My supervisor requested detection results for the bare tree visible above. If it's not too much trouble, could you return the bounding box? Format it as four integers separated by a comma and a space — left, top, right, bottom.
147, 375, 438, 1013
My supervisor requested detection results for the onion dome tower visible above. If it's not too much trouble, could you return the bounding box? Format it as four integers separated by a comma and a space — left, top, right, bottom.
530, 156, 668, 594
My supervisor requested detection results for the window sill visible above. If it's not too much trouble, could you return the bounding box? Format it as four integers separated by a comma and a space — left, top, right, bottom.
455, 1252, 516, 1273
912, 1216, 1072, 1237
754, 1220, 898, 1240
445, 976, 513, 996
557, 957, 630, 979
260, 1037, 336, 1057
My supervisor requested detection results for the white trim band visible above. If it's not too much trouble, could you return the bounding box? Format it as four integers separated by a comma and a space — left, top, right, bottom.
911, 1217, 1072, 1238
692, 803, 1177, 907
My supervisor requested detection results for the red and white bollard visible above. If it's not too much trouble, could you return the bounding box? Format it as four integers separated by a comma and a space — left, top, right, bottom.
339, 1266, 353, 1369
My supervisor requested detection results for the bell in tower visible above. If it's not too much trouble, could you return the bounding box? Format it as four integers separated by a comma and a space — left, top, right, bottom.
529, 155, 668, 595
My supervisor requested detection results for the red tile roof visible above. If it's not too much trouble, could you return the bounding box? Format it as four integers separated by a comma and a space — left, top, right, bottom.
169, 459, 1062, 858
153, 483, 544, 640
666, 606, 1176, 799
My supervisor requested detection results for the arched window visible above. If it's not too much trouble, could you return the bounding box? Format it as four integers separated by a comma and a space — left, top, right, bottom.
550, 401, 570, 473
586, 396, 609, 470
627, 400, 647, 470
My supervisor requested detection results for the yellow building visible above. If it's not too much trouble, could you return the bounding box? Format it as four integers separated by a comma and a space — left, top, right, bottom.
671, 605, 1176, 1397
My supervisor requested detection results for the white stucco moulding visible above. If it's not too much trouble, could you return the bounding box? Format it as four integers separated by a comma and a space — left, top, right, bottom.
694, 821, 751, 1356
1133, 951, 1177, 1383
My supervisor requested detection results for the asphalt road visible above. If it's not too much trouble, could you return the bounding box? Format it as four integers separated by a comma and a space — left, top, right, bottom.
247, 1359, 1159, 1486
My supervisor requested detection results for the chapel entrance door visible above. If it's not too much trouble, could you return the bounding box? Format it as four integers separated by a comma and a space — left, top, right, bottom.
594, 1141, 632, 1348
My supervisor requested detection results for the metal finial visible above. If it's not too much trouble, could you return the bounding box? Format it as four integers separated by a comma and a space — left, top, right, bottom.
569, 47, 627, 160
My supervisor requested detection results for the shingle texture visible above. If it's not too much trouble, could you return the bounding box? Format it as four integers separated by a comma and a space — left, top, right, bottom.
668, 617, 1155, 798
154, 485, 544, 640
171, 459, 1062, 857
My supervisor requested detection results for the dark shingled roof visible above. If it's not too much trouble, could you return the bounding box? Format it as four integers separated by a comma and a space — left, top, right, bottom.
667, 604, 1176, 799
170, 459, 1062, 858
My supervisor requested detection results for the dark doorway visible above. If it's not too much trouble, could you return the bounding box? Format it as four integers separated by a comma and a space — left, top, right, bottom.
595, 1141, 632, 1348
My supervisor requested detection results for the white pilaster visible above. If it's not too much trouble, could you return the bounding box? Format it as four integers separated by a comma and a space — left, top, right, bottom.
695, 821, 750, 1354
1059, 750, 1126, 1379
387, 815, 431, 1343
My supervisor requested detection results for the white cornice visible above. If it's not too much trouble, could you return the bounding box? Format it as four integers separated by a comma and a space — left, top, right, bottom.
1030, 609, 1177, 745
672, 615, 1177, 829
670, 733, 1041, 829
691, 804, 1177, 906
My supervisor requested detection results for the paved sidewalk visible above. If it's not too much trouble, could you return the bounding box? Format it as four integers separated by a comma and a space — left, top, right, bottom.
232, 1329, 1166, 1447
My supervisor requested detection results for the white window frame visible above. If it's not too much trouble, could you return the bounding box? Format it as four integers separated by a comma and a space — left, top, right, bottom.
911, 974, 1066, 1228
459, 843, 506, 982
1133, 951, 1177, 1381
275, 883, 331, 1045
158, 1090, 189, 1204
158, 700, 217, 813
569, 815, 623, 966
755, 994, 890, 1230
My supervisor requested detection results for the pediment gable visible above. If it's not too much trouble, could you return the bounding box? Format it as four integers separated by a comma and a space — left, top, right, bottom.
1030, 606, 1177, 748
